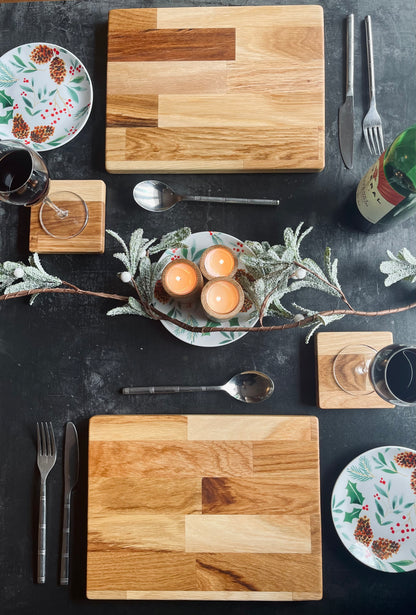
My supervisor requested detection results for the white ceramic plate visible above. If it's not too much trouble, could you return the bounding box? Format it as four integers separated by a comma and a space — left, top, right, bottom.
0, 42, 93, 150
331, 446, 416, 572
153, 231, 258, 347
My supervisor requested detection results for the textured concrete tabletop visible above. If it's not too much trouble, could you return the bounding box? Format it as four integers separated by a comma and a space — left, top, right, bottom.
1, 1, 416, 614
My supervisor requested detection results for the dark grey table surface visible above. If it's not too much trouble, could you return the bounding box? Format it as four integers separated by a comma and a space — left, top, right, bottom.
1, 0, 416, 613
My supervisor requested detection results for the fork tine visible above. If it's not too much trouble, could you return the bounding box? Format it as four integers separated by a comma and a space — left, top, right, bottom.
36, 422, 41, 453
40, 422, 46, 455
49, 422, 56, 457
368, 128, 376, 155
377, 126, 385, 153
46, 422, 52, 456
363, 129, 372, 155
374, 127, 382, 156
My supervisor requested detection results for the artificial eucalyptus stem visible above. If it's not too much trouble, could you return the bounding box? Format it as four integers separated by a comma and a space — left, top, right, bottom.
1, 283, 416, 334
1, 224, 416, 341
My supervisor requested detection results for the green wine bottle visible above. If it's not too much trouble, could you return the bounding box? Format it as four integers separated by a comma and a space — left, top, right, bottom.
355, 124, 416, 232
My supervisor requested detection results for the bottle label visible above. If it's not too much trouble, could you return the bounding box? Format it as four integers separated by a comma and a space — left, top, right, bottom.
356, 153, 405, 224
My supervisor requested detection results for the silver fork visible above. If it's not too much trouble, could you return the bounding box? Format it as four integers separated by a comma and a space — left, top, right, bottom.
36, 422, 57, 584
363, 15, 384, 155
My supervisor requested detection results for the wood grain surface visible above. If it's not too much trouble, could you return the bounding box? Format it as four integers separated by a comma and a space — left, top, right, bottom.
315, 331, 395, 409
105, 6, 325, 173
29, 179, 106, 254
87, 414, 322, 601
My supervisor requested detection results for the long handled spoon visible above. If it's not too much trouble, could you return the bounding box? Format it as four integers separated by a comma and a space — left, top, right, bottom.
122, 370, 274, 403
133, 180, 280, 212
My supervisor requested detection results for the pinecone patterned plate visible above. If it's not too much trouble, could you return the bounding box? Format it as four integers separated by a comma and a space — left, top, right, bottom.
0, 42, 92, 150
153, 231, 258, 346
332, 446, 416, 572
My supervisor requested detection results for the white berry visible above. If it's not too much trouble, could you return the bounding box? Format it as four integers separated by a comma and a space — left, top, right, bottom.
119, 271, 132, 283
293, 313, 304, 322
292, 267, 307, 280
13, 267, 24, 278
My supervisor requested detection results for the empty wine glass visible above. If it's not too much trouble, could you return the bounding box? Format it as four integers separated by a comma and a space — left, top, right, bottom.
333, 343, 416, 406
0, 139, 88, 239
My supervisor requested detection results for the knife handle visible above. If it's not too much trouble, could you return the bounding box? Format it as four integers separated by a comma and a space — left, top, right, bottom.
365, 16, 376, 101
346, 14, 354, 97
60, 494, 71, 585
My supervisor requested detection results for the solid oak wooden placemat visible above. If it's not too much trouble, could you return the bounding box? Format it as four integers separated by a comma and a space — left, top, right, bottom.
29, 179, 106, 254
315, 331, 394, 409
87, 414, 322, 601
106, 6, 325, 173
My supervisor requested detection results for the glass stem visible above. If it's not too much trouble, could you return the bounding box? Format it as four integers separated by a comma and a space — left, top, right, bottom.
44, 196, 69, 219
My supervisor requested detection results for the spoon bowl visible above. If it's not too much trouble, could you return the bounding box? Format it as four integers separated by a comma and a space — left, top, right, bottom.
133, 180, 280, 212
221, 371, 274, 403
122, 370, 274, 403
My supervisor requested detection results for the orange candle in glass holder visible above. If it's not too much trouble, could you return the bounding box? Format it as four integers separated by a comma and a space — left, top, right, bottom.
201, 277, 244, 321
161, 258, 203, 302
199, 245, 238, 280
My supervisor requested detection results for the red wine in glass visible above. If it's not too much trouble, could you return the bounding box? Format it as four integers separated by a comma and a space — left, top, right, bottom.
0, 140, 88, 239
333, 343, 416, 406
0, 148, 49, 206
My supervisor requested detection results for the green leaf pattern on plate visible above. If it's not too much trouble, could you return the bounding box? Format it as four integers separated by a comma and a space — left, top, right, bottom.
332, 446, 416, 573
153, 231, 258, 347
0, 43, 92, 150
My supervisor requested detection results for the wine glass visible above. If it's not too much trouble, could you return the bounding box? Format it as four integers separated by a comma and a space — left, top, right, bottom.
333, 343, 416, 406
0, 139, 88, 239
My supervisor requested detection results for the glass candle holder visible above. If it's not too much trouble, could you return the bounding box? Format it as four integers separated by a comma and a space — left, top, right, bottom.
161, 258, 203, 303
199, 245, 238, 280
200, 277, 244, 321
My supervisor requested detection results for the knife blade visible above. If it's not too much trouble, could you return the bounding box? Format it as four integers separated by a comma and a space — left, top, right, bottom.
338, 14, 355, 169
60, 422, 79, 585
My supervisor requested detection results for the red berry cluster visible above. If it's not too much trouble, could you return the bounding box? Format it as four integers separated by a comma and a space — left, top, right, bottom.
232, 241, 245, 253
69, 64, 82, 76
40, 99, 73, 122
390, 516, 415, 542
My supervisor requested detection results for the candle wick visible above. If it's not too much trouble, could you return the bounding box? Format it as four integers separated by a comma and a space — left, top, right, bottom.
175, 276, 181, 281
219, 259, 224, 265
216, 296, 221, 302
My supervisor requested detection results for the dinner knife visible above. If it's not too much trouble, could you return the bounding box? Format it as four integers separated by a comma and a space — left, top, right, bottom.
60, 422, 79, 586
338, 14, 355, 169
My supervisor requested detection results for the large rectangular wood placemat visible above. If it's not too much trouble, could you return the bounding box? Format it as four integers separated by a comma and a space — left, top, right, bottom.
87, 414, 322, 601
106, 6, 325, 173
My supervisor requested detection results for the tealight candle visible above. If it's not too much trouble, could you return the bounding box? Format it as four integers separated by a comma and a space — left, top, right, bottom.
161, 258, 203, 303
201, 277, 244, 321
199, 245, 238, 280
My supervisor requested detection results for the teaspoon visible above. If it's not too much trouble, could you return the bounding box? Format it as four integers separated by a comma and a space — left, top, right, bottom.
133, 180, 280, 212
121, 370, 274, 403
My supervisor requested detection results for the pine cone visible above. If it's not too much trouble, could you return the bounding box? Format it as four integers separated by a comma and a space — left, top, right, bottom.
49, 56, 66, 84
154, 279, 171, 304
354, 515, 373, 547
11, 113, 30, 139
395, 451, 416, 468
234, 268, 254, 312
30, 44, 54, 64
411, 469, 416, 495
371, 538, 400, 560
30, 125, 55, 144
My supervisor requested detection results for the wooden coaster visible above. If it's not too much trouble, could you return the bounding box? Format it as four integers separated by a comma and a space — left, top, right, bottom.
29, 180, 106, 253
315, 331, 394, 409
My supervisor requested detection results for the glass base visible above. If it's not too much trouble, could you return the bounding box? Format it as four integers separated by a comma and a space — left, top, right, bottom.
332, 344, 377, 396
39, 191, 89, 239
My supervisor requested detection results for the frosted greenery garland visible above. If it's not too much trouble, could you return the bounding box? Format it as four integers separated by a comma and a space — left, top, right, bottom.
1, 223, 416, 342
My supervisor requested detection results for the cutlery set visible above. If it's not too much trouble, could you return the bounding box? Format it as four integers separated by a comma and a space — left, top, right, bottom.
36, 422, 79, 585
339, 14, 384, 169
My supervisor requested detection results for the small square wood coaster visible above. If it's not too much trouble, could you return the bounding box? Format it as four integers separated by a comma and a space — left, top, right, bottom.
315, 331, 394, 409
29, 180, 106, 254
